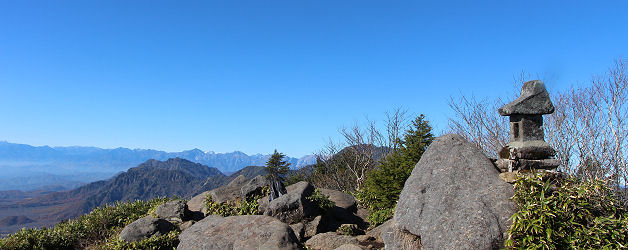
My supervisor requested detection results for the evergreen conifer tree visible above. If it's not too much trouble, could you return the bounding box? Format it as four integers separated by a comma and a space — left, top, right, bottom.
266, 149, 291, 201
265, 149, 291, 181
357, 114, 434, 226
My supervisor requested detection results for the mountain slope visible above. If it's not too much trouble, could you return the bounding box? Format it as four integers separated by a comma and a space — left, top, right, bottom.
0, 158, 230, 235
230, 165, 267, 179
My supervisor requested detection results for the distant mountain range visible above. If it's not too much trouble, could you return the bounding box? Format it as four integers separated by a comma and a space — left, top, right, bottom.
0, 158, 269, 236
0, 141, 315, 191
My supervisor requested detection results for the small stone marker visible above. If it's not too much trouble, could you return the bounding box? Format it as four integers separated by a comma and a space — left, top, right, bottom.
495, 80, 560, 182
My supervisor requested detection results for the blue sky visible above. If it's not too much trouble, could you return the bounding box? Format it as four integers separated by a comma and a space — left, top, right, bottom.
1, 1, 627, 157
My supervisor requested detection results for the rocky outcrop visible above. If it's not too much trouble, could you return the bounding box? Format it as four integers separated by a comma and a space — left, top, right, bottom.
187, 191, 210, 215
119, 216, 175, 242
305, 215, 324, 238
186, 175, 250, 217
207, 175, 249, 203
356, 235, 383, 249
334, 244, 363, 250
323, 206, 366, 233
384, 134, 516, 249
305, 232, 358, 250
319, 188, 357, 213
179, 220, 195, 231
261, 181, 318, 224
241, 175, 268, 198
154, 200, 190, 223
290, 222, 306, 242
177, 215, 302, 250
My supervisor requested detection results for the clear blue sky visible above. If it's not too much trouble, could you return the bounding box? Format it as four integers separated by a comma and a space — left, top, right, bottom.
1, 1, 627, 157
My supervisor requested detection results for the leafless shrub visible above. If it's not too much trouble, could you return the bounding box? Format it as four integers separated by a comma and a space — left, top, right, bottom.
312, 107, 410, 192
447, 73, 526, 158
447, 94, 510, 159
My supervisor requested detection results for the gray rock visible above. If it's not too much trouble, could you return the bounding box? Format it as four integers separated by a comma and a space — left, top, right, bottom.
286, 180, 314, 194
517, 158, 561, 170
319, 188, 357, 213
355, 235, 374, 242
305, 215, 324, 238
334, 244, 364, 250
179, 220, 195, 231
290, 222, 306, 242
499, 141, 556, 160
241, 175, 269, 198
187, 191, 210, 216
512, 145, 556, 159
154, 200, 189, 223
177, 215, 302, 250
356, 234, 385, 250
498, 171, 518, 184
305, 232, 358, 250
498, 80, 554, 115
366, 219, 392, 243
356, 207, 370, 223
323, 206, 367, 233
119, 216, 175, 242
207, 175, 249, 203
259, 181, 310, 213
384, 134, 516, 250
263, 181, 318, 224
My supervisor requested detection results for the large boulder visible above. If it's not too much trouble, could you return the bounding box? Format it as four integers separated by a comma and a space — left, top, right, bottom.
187, 191, 210, 216
119, 216, 175, 242
241, 175, 269, 198
261, 181, 318, 224
186, 175, 250, 217
154, 200, 190, 223
177, 215, 302, 250
207, 175, 249, 203
334, 244, 363, 250
322, 206, 367, 233
319, 188, 357, 213
290, 222, 306, 242
305, 232, 358, 250
305, 215, 324, 238
383, 134, 516, 249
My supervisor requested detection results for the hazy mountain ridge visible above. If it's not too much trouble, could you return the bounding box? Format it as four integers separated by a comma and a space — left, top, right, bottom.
0, 141, 315, 191
0, 158, 235, 235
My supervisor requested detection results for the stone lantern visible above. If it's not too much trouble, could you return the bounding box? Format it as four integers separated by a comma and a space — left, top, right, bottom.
496, 80, 560, 179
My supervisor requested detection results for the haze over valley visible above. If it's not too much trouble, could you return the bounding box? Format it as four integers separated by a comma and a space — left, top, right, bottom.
0, 141, 315, 191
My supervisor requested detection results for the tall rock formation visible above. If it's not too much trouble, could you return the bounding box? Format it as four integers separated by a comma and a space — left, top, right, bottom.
383, 134, 516, 249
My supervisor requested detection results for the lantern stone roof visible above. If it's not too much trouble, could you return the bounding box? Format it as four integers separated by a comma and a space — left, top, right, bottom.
498, 80, 555, 116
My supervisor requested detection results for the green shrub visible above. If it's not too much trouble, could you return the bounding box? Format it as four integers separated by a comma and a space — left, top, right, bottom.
306, 188, 335, 213
506, 173, 628, 249
356, 151, 408, 227
366, 207, 395, 227
204, 195, 237, 216
100, 230, 180, 250
237, 196, 261, 215
0, 197, 172, 249
337, 224, 360, 236
204, 194, 262, 216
